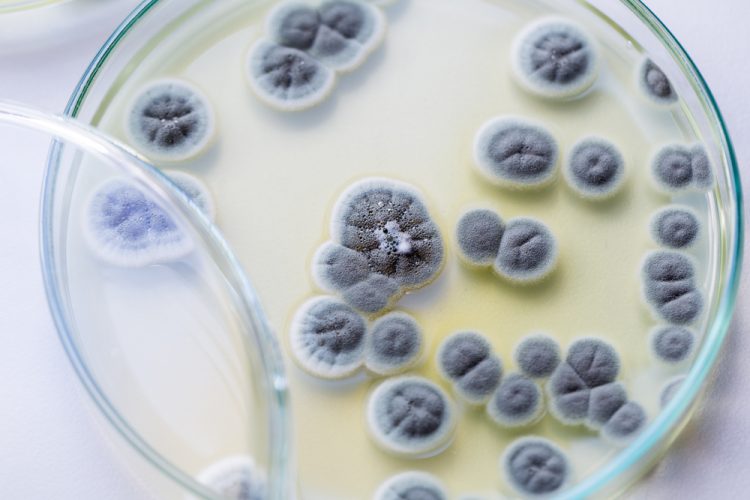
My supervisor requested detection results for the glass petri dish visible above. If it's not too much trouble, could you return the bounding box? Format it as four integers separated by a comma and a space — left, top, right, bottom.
0, 102, 290, 499
56, 0, 743, 498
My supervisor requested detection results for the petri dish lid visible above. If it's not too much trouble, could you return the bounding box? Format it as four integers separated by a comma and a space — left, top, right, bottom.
0, 101, 290, 500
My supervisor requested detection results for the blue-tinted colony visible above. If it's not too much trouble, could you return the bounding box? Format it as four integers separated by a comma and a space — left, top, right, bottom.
289, 296, 367, 379
455, 209, 505, 267
84, 179, 193, 267
163, 170, 216, 220
367, 376, 456, 457
641, 251, 703, 325
126, 79, 215, 162
565, 137, 626, 199
512, 18, 599, 99
267, 0, 385, 71
365, 311, 424, 376
246, 40, 336, 111
473, 117, 559, 189
501, 437, 570, 497
650, 206, 700, 249
374, 471, 448, 500
315, 178, 444, 313
493, 217, 558, 284
487, 373, 544, 427
650, 325, 695, 364
437, 332, 503, 405
651, 144, 713, 192
639, 58, 677, 105
514, 334, 561, 378
196, 456, 266, 500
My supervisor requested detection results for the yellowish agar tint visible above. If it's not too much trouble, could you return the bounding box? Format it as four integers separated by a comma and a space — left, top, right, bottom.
95, 0, 709, 497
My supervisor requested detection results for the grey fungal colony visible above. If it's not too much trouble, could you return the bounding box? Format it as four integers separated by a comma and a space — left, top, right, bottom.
564, 137, 626, 199
487, 373, 544, 428
494, 217, 558, 284
249, 0, 386, 110
651, 144, 713, 193
196, 456, 266, 500
514, 334, 561, 379
512, 18, 598, 99
164, 170, 216, 220
501, 437, 570, 497
650, 325, 695, 364
365, 311, 424, 376
650, 206, 700, 249
546, 338, 646, 443
437, 331, 503, 405
84, 179, 193, 267
126, 79, 215, 162
290, 296, 367, 379
367, 376, 456, 457
267, 0, 385, 72
639, 58, 677, 105
247, 40, 336, 111
641, 251, 703, 325
473, 117, 559, 189
374, 471, 448, 500
455, 208, 505, 267
314, 178, 444, 313
601, 401, 647, 445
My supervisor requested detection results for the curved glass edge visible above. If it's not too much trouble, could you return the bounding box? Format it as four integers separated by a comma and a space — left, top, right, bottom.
562, 1, 745, 498
60, 0, 744, 498
4, 102, 292, 500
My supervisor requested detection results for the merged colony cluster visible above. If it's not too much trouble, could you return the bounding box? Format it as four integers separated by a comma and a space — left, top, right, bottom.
83, 4, 719, 499
247, 0, 386, 111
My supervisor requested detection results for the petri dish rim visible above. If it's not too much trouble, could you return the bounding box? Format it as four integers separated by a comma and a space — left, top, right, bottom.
57, 0, 744, 498
35, 102, 291, 499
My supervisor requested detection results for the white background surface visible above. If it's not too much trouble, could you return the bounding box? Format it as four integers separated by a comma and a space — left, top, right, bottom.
0, 0, 747, 498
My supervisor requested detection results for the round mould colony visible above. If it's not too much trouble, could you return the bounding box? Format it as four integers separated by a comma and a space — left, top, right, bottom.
247, 0, 388, 111
649, 325, 696, 365
638, 57, 678, 106
649, 205, 700, 250
83, 178, 194, 267
514, 333, 562, 379
125, 78, 216, 163
511, 17, 600, 100
373, 471, 448, 500
564, 136, 627, 200
312, 177, 445, 314
366, 376, 457, 458
501, 437, 571, 497
472, 116, 559, 190
194, 455, 267, 500
486, 373, 545, 428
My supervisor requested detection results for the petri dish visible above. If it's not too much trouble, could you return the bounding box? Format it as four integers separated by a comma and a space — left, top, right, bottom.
56, 0, 743, 498
0, 101, 290, 499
